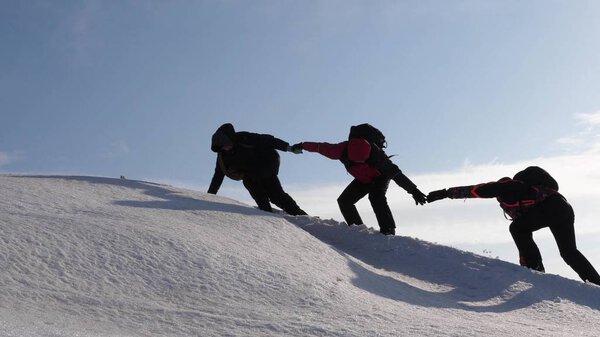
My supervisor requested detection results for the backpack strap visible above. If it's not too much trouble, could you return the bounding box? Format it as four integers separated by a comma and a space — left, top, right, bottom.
498, 185, 559, 220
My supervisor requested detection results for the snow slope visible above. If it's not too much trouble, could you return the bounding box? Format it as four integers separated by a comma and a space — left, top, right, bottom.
1, 175, 599, 337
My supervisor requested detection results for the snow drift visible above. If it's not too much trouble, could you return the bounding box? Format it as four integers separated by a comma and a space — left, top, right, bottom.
0, 175, 599, 337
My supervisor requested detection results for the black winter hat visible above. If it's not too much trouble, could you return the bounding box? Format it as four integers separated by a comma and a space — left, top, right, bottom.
211, 123, 236, 152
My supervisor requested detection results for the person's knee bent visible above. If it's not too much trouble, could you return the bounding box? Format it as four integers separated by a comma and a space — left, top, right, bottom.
509, 221, 523, 236
337, 195, 353, 208
368, 192, 387, 205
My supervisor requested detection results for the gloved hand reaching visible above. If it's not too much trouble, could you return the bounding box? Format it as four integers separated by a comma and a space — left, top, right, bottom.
411, 189, 427, 205
427, 189, 448, 203
290, 143, 304, 154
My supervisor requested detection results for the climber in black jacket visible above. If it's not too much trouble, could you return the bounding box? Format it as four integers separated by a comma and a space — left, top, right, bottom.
208, 123, 306, 216
427, 166, 600, 285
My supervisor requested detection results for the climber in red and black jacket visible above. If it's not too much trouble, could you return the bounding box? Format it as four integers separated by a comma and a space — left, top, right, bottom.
427, 166, 600, 285
291, 138, 427, 235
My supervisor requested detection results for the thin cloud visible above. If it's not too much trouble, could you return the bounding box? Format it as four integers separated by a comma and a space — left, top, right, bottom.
100, 141, 130, 159
556, 111, 600, 153
59, 0, 105, 65
556, 136, 584, 146
575, 111, 600, 126
0, 151, 23, 168
0, 152, 10, 166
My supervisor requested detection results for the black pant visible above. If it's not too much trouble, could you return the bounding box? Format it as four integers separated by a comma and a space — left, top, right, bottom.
337, 176, 395, 234
509, 195, 600, 285
242, 174, 306, 216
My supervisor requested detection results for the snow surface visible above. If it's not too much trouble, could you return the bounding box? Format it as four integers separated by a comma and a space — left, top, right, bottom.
1, 175, 599, 337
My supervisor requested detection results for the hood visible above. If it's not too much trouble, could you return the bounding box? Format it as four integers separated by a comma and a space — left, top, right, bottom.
211, 123, 236, 152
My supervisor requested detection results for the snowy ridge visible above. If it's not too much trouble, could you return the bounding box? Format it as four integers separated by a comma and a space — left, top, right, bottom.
0, 175, 599, 337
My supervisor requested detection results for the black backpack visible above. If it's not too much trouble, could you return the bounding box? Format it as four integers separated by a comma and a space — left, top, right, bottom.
499, 166, 560, 220
513, 166, 559, 191
348, 124, 386, 149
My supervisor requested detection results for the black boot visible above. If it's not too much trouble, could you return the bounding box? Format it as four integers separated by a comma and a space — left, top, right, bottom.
380, 227, 395, 236
520, 256, 545, 272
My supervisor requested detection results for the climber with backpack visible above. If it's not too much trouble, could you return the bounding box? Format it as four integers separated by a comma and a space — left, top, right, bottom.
291, 124, 427, 235
427, 166, 600, 285
208, 123, 307, 216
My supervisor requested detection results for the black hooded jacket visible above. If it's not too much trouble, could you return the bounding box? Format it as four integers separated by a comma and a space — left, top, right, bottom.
208, 123, 290, 194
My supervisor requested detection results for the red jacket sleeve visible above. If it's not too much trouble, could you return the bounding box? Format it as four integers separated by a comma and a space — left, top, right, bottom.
302, 142, 347, 160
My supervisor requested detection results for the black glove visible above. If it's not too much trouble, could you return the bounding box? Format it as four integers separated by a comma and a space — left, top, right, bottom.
427, 189, 448, 203
411, 189, 427, 206
290, 143, 304, 154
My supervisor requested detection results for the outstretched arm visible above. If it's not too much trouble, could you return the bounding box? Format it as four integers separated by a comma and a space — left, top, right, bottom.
427, 185, 483, 203
391, 171, 427, 205
368, 147, 426, 205
236, 131, 290, 152
427, 180, 530, 202
207, 159, 225, 194
296, 142, 347, 160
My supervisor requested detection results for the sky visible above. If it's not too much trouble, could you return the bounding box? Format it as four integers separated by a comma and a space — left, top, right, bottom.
2, 1, 600, 280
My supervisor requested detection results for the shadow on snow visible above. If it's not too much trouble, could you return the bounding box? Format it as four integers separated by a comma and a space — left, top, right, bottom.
286, 216, 600, 313
23, 175, 262, 216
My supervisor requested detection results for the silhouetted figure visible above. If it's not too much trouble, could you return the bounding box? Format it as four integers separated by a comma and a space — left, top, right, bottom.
208, 123, 306, 216
292, 124, 426, 235
427, 166, 600, 285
